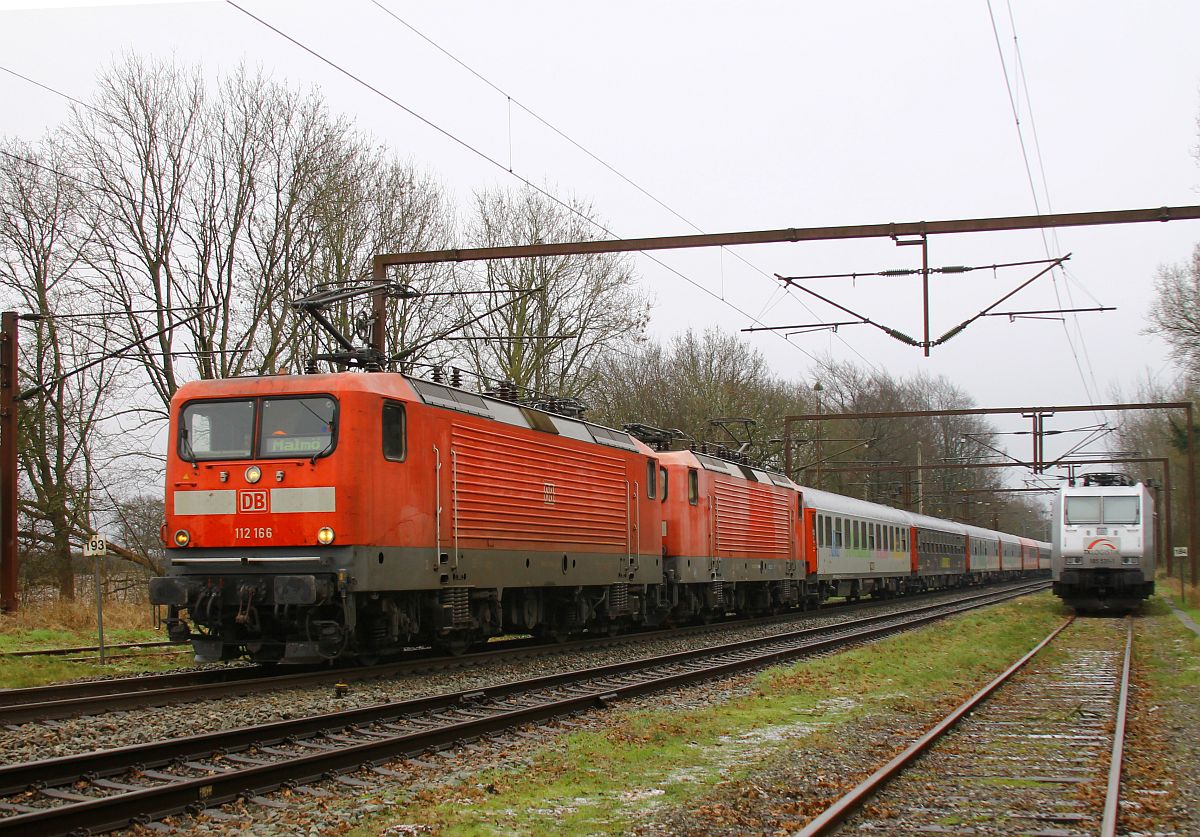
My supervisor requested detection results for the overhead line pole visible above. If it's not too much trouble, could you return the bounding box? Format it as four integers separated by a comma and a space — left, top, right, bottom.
0, 313, 16, 612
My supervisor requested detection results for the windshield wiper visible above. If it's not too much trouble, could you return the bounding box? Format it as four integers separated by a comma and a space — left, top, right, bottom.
180, 428, 199, 469
310, 418, 336, 465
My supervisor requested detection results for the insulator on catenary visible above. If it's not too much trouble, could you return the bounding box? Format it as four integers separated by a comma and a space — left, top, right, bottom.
935, 322, 969, 344
883, 328, 920, 347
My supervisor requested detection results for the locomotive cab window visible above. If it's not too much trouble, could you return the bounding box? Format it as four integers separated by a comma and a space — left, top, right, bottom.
383, 401, 406, 462
647, 460, 657, 499
1102, 496, 1140, 525
688, 469, 699, 506
1064, 496, 1101, 525
660, 467, 668, 502
179, 399, 254, 461
261, 396, 337, 459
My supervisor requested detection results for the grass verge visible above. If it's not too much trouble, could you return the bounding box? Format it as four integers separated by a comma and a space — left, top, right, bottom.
0, 599, 180, 688
1113, 595, 1200, 834
352, 592, 1068, 836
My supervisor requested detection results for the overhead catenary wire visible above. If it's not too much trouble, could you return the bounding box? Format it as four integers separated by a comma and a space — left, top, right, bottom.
363, 0, 882, 373
219, 2, 835, 368
985, 1, 1107, 422
1003, 0, 1103, 402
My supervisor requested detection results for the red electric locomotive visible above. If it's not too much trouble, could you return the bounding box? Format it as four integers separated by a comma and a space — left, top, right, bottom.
151, 371, 665, 662
657, 449, 805, 616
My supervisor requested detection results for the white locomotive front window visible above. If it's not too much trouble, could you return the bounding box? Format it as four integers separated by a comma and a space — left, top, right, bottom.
1064, 497, 1101, 524
1103, 496, 1140, 525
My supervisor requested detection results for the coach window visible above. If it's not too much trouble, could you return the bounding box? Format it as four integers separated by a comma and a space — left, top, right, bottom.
660, 467, 668, 502
868, 525, 875, 550
646, 460, 657, 500
382, 401, 406, 461
834, 517, 843, 548
688, 469, 699, 506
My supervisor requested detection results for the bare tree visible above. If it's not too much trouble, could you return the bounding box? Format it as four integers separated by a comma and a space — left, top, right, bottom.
590, 327, 808, 466
298, 146, 459, 371
67, 54, 205, 418
0, 137, 113, 597
460, 187, 649, 397
1146, 243, 1200, 384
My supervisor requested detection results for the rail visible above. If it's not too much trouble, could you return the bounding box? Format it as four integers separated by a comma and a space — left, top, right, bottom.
797, 614, 1134, 836
0, 583, 1045, 834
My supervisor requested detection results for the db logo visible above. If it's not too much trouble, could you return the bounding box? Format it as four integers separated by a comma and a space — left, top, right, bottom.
238, 490, 269, 514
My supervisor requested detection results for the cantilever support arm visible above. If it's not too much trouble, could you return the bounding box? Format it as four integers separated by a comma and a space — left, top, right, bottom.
775, 275, 921, 347
934, 254, 1070, 345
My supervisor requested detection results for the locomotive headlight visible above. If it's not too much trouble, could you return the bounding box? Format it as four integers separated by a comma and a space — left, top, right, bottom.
245, 465, 262, 484
317, 526, 335, 545
173, 529, 191, 547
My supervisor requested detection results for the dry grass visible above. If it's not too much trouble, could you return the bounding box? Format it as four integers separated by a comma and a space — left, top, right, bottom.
1, 598, 160, 632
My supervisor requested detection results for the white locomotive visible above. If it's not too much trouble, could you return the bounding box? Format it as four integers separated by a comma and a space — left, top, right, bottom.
1052, 473, 1155, 611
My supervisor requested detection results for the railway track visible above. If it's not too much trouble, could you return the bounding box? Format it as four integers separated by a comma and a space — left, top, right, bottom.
0, 581, 1047, 725
0, 582, 1045, 835
799, 615, 1134, 836
0, 640, 183, 659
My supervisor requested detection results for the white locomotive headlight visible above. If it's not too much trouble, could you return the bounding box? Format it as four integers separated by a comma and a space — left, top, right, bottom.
173, 529, 191, 547
245, 465, 262, 484
317, 526, 335, 545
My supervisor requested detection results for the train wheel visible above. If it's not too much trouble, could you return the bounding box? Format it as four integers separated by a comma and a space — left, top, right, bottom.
437, 632, 477, 656
534, 624, 571, 644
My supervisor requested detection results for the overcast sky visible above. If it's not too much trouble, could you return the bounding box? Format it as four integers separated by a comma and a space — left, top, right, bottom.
2, 0, 1199, 473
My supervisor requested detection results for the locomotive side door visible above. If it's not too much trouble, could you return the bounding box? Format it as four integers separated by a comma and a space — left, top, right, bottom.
787, 490, 801, 580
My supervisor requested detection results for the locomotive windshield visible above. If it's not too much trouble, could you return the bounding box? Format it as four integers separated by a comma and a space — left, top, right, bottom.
178, 395, 337, 461
1064, 495, 1140, 525
179, 399, 255, 461
1064, 497, 1100, 524
1102, 496, 1140, 524
260, 396, 337, 458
